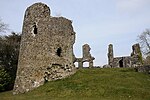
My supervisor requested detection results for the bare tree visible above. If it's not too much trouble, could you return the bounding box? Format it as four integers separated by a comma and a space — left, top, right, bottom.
137, 29, 150, 56
0, 18, 8, 33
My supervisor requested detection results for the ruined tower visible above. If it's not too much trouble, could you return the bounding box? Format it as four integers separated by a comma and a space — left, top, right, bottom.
13, 3, 76, 94
82, 44, 95, 68
75, 44, 95, 68
131, 43, 143, 66
108, 44, 114, 67
107, 43, 142, 68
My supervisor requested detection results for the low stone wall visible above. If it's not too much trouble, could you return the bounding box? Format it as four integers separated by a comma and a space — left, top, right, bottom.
135, 65, 150, 74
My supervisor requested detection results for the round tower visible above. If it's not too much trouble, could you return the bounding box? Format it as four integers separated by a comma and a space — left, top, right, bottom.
13, 2, 76, 94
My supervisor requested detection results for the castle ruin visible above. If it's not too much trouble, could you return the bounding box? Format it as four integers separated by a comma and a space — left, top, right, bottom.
107, 43, 142, 68
13, 3, 76, 94
75, 44, 95, 68
13, 2, 144, 94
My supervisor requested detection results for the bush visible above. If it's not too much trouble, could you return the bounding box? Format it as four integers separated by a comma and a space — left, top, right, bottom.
0, 32, 21, 91
0, 67, 11, 92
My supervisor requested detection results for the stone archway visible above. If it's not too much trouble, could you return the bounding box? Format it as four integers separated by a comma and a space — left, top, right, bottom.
83, 62, 89, 68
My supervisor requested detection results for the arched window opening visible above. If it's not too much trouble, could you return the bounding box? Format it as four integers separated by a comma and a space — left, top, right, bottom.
83, 62, 89, 68
74, 62, 78, 68
56, 47, 62, 57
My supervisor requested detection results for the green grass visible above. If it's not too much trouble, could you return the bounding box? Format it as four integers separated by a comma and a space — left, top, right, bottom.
0, 68, 150, 100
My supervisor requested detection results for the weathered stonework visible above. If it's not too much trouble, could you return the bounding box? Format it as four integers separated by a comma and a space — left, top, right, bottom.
13, 3, 76, 94
107, 43, 142, 68
108, 44, 114, 67
103, 64, 111, 68
135, 65, 150, 74
12, 1, 145, 95
75, 44, 95, 68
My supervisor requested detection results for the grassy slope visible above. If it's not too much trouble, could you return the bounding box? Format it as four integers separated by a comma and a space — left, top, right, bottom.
0, 68, 150, 100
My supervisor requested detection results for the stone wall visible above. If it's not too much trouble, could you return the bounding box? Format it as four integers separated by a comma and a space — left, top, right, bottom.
112, 56, 132, 68
136, 65, 150, 74
107, 43, 142, 68
108, 44, 114, 67
13, 3, 76, 94
75, 44, 95, 68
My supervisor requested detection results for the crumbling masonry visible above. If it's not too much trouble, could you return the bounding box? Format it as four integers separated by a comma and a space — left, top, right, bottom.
13, 2, 143, 95
13, 3, 76, 94
108, 43, 142, 68
75, 44, 95, 68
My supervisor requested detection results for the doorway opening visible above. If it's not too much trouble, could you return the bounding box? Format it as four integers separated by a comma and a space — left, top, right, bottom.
119, 58, 123, 67
83, 62, 89, 68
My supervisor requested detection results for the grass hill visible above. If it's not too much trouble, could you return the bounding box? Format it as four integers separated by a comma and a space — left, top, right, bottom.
0, 68, 150, 100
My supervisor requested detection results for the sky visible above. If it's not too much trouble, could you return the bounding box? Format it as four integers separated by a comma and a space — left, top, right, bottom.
0, 0, 150, 66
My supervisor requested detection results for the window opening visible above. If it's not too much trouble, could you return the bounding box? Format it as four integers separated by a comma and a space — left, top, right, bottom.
33, 24, 37, 34
74, 62, 78, 68
56, 47, 62, 57
83, 62, 89, 68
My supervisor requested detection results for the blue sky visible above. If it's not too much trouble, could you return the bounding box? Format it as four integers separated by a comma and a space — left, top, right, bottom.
0, 0, 150, 66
